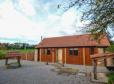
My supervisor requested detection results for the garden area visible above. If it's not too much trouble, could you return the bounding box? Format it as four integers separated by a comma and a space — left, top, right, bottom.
0, 43, 35, 60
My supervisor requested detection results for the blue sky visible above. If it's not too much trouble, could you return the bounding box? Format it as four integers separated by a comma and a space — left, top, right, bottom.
0, 0, 87, 44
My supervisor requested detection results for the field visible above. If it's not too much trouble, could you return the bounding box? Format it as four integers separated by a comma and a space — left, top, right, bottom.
0, 49, 35, 59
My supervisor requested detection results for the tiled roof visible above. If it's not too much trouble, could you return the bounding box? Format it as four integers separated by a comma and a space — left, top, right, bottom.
36, 34, 110, 48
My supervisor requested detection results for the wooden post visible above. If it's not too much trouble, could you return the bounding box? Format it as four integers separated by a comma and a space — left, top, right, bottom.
17, 56, 21, 67
104, 58, 107, 67
5, 58, 8, 65
39, 49, 42, 62
52, 48, 55, 63
46, 55, 49, 65
83, 48, 86, 65
93, 59, 97, 80
25, 53, 27, 60
46, 51, 49, 65
46, 49, 49, 65
64, 48, 66, 64
62, 49, 64, 67
34, 49, 38, 62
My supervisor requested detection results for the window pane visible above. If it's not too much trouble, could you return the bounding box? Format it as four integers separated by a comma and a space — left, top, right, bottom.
43, 49, 47, 55
69, 48, 73, 50
69, 48, 73, 55
69, 50, 73, 55
74, 48, 78, 50
69, 48, 78, 56
47, 48, 51, 55
90, 48, 94, 55
74, 48, 78, 56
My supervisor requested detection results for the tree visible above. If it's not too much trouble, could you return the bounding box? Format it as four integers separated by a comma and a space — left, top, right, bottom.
59, 0, 114, 40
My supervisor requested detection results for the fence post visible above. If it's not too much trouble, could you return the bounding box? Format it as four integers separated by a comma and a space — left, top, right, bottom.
93, 59, 97, 80
34, 49, 38, 62
25, 53, 27, 60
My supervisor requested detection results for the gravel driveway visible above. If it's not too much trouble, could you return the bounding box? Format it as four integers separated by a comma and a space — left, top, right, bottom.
0, 60, 104, 84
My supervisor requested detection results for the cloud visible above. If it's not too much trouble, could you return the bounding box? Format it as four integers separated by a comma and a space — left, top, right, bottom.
12, 0, 36, 16
0, 0, 85, 44
18, 0, 36, 16
0, 1, 45, 43
43, 7, 83, 37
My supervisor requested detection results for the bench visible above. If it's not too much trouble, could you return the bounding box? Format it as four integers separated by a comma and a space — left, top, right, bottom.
5, 51, 22, 67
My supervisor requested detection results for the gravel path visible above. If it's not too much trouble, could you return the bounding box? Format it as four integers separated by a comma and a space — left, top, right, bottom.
0, 60, 104, 84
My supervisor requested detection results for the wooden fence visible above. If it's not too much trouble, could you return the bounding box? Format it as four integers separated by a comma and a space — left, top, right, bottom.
21, 52, 34, 61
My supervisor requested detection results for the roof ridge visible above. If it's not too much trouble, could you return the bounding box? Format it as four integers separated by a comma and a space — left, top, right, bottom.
44, 34, 90, 39
36, 34, 110, 48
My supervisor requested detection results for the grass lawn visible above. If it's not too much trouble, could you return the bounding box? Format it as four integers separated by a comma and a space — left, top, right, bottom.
0, 49, 35, 59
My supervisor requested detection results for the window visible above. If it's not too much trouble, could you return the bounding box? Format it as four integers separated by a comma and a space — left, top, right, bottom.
74, 48, 78, 55
90, 47, 94, 55
69, 48, 78, 56
69, 48, 73, 55
47, 48, 51, 55
44, 48, 51, 55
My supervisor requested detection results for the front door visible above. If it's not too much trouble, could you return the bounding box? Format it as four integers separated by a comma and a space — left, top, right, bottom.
57, 49, 62, 63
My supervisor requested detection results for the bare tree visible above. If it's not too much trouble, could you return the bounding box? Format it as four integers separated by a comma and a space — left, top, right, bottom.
59, 0, 114, 40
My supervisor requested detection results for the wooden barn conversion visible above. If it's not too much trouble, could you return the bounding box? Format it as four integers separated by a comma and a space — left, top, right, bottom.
36, 34, 110, 65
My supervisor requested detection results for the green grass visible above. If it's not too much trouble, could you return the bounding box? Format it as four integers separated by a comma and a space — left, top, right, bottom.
16, 49, 35, 53
0, 49, 34, 53
0, 49, 35, 59
0, 51, 6, 59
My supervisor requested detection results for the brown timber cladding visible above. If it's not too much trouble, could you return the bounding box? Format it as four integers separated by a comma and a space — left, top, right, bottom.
39, 47, 98, 65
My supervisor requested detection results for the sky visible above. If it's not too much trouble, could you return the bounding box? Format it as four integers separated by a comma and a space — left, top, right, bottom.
0, 0, 86, 44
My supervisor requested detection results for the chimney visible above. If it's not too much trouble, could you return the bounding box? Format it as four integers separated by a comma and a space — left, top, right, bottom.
41, 36, 43, 41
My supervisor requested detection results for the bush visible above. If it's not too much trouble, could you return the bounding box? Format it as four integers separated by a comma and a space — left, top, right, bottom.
106, 45, 114, 52
0, 51, 6, 59
107, 72, 114, 84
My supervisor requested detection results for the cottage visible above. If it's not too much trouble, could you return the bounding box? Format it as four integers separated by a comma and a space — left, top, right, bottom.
36, 34, 110, 65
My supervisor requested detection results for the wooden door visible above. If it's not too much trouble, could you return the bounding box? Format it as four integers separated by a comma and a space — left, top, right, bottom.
57, 49, 62, 63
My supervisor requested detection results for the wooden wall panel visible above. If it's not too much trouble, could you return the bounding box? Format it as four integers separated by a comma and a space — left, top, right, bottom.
85, 47, 98, 65
85, 48, 92, 65
66, 48, 83, 65
39, 47, 99, 65
62, 48, 65, 64
40, 48, 53, 63
54, 48, 56, 63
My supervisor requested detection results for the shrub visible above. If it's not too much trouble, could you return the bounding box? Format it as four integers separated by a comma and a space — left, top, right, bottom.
106, 45, 114, 52
0, 51, 6, 59
107, 72, 114, 84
